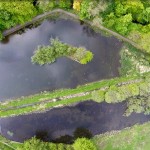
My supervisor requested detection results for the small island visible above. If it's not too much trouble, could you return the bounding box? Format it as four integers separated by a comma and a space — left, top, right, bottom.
31, 38, 93, 65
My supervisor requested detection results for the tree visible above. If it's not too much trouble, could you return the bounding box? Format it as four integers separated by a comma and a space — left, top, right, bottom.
17, 137, 49, 150
79, 0, 91, 20
73, 138, 97, 150
114, 13, 132, 35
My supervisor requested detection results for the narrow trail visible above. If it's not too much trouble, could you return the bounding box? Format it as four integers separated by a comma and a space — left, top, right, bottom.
3, 9, 143, 52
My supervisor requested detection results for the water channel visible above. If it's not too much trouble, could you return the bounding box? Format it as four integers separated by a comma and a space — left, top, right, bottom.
0, 101, 150, 142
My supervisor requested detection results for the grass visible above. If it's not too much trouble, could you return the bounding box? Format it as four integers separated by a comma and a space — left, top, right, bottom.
93, 121, 150, 150
0, 94, 91, 118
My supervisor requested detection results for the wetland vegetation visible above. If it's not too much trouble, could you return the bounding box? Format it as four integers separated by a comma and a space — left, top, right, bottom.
31, 38, 93, 65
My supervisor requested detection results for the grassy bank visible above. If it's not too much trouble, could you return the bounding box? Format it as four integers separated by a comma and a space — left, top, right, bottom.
93, 121, 150, 150
0, 73, 149, 118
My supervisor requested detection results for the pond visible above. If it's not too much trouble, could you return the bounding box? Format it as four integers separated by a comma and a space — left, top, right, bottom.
0, 100, 150, 142
0, 18, 122, 101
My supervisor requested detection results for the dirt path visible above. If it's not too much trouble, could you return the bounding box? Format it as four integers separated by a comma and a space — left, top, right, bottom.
3, 9, 143, 52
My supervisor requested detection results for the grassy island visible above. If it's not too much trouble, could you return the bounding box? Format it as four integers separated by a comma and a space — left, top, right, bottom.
31, 38, 93, 65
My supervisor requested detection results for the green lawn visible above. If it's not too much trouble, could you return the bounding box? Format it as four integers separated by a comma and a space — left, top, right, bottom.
93, 122, 150, 150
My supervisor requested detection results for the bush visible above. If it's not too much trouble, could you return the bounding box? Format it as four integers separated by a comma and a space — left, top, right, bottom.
91, 90, 105, 103
80, 51, 93, 64
139, 82, 150, 96
105, 85, 126, 103
73, 138, 97, 150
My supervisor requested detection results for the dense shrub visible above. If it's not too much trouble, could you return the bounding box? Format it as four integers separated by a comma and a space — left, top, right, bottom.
73, 138, 97, 150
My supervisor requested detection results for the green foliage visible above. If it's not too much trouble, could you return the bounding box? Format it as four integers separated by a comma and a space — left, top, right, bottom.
71, 47, 93, 64
114, 13, 132, 35
0, 1, 37, 30
139, 82, 150, 96
105, 86, 124, 103
102, 0, 150, 53
91, 90, 105, 103
0, 31, 3, 40
32, 38, 93, 65
104, 83, 140, 103
125, 96, 144, 116
125, 96, 150, 116
79, 0, 91, 20
17, 137, 49, 150
58, 0, 72, 9
57, 143, 65, 150
80, 51, 93, 64
48, 143, 57, 150
38, 0, 56, 12
73, 138, 97, 150
16, 137, 73, 150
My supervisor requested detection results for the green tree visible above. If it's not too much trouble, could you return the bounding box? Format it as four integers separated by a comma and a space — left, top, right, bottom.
79, 0, 91, 20
17, 137, 49, 150
73, 138, 97, 150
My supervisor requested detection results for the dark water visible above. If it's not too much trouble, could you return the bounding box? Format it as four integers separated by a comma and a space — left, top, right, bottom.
0, 19, 122, 101
0, 101, 150, 142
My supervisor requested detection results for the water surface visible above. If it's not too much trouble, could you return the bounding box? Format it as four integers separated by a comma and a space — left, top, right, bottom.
0, 19, 122, 101
0, 101, 150, 142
